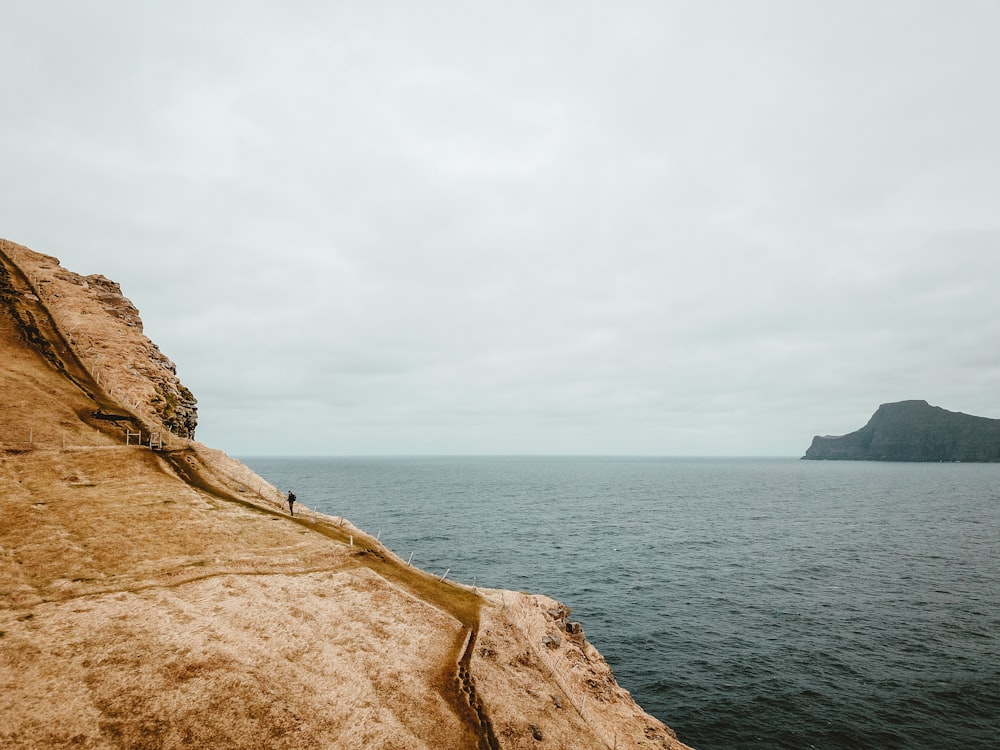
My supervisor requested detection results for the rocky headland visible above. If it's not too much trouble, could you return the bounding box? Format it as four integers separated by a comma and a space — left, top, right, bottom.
0, 238, 693, 749
803, 400, 1000, 462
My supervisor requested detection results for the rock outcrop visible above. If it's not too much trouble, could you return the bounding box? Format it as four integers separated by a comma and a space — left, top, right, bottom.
0, 243, 197, 440
0, 237, 694, 750
803, 400, 1000, 462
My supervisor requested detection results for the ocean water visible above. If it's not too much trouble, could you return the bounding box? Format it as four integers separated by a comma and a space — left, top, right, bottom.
241, 456, 1000, 750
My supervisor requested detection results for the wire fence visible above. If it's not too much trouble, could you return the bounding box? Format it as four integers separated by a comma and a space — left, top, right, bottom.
0, 427, 192, 452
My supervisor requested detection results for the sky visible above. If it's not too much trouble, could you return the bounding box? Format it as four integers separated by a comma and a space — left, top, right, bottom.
2, 1, 999, 456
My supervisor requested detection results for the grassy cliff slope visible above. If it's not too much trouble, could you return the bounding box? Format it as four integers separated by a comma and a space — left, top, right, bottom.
0, 238, 692, 750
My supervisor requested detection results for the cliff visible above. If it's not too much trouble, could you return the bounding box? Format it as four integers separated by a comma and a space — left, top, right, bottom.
803, 400, 1000, 462
0, 238, 694, 750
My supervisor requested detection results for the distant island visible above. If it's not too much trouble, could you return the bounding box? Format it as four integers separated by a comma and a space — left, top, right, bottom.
803, 400, 1000, 462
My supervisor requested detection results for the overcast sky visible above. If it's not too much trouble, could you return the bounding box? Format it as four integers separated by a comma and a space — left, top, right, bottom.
3, 1, 999, 456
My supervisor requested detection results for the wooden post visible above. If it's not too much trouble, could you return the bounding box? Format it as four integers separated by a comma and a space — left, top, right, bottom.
406, 552, 414, 566
438, 568, 450, 582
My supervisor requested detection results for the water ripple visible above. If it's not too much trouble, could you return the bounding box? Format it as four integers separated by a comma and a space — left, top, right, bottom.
244, 456, 1000, 750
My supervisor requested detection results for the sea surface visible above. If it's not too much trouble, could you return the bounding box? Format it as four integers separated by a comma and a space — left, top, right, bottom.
241, 456, 999, 750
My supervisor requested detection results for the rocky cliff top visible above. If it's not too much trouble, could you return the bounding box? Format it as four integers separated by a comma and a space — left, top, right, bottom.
0, 237, 694, 750
803, 400, 1000, 462
0, 240, 197, 440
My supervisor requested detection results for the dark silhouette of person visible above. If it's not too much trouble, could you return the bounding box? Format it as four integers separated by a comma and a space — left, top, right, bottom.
287, 491, 296, 516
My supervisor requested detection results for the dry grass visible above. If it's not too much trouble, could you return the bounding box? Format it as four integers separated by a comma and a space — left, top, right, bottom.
2, 568, 477, 749
0, 433, 481, 749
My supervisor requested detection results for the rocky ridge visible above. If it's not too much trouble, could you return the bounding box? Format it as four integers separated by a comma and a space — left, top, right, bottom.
0, 243, 197, 440
0, 237, 694, 750
803, 399, 1000, 461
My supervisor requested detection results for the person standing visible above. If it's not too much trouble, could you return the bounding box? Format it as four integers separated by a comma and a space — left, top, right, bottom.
287, 491, 296, 516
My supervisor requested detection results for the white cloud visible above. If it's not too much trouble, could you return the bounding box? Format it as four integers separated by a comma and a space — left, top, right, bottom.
3, 1, 1000, 455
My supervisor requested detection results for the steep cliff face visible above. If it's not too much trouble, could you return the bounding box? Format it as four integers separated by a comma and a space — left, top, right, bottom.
72, 271, 198, 438
803, 400, 1000, 461
0, 240, 197, 440
0, 237, 694, 750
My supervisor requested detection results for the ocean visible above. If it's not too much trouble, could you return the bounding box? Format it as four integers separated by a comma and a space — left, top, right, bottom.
241, 456, 999, 750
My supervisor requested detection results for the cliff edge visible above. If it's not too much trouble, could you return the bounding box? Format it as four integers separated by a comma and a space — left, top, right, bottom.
803, 400, 1000, 462
0, 238, 693, 750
